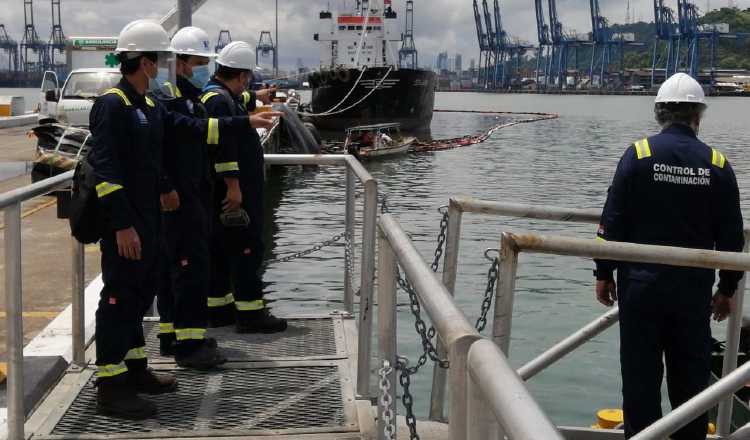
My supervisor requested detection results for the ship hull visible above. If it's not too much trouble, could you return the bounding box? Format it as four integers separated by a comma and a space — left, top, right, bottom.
307, 67, 436, 132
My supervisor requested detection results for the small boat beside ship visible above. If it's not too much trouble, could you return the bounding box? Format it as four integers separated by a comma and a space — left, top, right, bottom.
344, 122, 415, 159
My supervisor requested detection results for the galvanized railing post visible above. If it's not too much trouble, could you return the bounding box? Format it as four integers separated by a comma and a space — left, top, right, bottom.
356, 176, 378, 399
716, 235, 750, 436
429, 199, 463, 421
5, 203, 24, 440
72, 238, 86, 366
376, 228, 398, 440
493, 233, 519, 354
344, 165, 356, 314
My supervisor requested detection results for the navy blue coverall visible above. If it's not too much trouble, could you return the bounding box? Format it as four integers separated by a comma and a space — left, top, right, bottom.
200, 79, 268, 323
595, 123, 744, 440
88, 78, 249, 379
155, 76, 215, 350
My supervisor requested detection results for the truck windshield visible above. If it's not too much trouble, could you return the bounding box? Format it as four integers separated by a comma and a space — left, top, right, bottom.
62, 72, 120, 99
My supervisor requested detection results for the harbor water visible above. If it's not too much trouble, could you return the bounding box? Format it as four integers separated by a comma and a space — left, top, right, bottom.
2, 88, 749, 426
265, 92, 750, 426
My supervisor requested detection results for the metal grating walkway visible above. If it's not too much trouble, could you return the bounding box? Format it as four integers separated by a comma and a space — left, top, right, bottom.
143, 317, 346, 362
25, 313, 368, 440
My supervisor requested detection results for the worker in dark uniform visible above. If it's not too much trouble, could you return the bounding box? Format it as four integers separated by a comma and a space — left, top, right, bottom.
154, 26, 227, 369
89, 20, 261, 419
201, 41, 287, 333
594, 73, 744, 440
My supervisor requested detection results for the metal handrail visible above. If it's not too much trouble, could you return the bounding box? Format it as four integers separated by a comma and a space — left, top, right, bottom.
432, 196, 748, 436
377, 214, 564, 440
3, 154, 378, 440
497, 231, 750, 440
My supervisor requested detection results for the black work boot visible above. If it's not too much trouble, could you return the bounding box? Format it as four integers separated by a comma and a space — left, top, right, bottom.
158, 333, 176, 357
128, 368, 178, 395
96, 373, 157, 420
175, 339, 227, 371
236, 308, 288, 334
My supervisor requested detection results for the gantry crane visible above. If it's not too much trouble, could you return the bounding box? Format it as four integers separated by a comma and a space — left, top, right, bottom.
215, 29, 232, 53
21, 0, 48, 73
0, 24, 19, 73
481, 0, 498, 88
256, 31, 278, 75
49, 0, 66, 74
398, 0, 417, 69
547, 0, 589, 88
589, 0, 644, 89
534, 0, 551, 88
473, 0, 491, 86
651, 0, 679, 86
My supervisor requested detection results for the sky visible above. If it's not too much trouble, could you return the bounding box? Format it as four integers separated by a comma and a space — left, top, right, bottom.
1, 0, 749, 70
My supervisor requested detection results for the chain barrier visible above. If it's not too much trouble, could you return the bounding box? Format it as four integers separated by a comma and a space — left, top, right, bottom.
265, 231, 348, 265
378, 360, 397, 440
344, 232, 360, 296
476, 249, 500, 332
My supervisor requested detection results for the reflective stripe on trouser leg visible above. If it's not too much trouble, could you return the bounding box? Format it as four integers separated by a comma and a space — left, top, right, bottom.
208, 293, 235, 308
159, 322, 175, 335
235, 299, 264, 311
124, 346, 147, 360
97, 362, 128, 378
175, 328, 206, 341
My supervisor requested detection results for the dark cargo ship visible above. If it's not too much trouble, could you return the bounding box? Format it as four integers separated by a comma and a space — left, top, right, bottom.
307, 0, 436, 131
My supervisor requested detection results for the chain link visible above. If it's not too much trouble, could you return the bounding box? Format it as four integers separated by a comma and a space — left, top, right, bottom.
266, 231, 348, 265
430, 206, 449, 272
476, 250, 500, 332
344, 232, 360, 296
378, 360, 396, 440
396, 357, 420, 440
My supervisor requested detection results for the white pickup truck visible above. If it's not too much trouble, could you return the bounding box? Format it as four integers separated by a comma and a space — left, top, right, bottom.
39, 68, 121, 127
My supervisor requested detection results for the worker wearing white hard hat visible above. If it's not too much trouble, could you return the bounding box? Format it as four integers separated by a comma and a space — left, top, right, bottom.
88, 20, 264, 420
114, 19, 177, 99
201, 42, 286, 333
593, 72, 743, 439
153, 25, 229, 373
171, 26, 216, 90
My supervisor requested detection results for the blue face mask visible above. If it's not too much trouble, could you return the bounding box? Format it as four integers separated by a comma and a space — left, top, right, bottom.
149, 67, 171, 94
189, 65, 211, 89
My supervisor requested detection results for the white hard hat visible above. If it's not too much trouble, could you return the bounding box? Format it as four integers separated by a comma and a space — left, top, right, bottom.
116, 19, 173, 53
216, 41, 255, 70
172, 26, 216, 58
655, 73, 707, 106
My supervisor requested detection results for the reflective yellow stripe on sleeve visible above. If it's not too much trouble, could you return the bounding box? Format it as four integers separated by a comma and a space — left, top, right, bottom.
634, 138, 652, 160
124, 346, 147, 360
215, 162, 239, 173
711, 148, 726, 168
159, 322, 175, 334
104, 88, 132, 106
164, 82, 183, 98
235, 300, 265, 312
97, 362, 128, 378
145, 96, 156, 108
96, 182, 124, 198
200, 92, 220, 104
207, 118, 220, 145
175, 328, 206, 341
241, 91, 252, 107
207, 293, 235, 308
596, 236, 607, 242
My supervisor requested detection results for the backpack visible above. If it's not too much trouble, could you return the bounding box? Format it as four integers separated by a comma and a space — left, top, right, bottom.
68, 158, 104, 244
